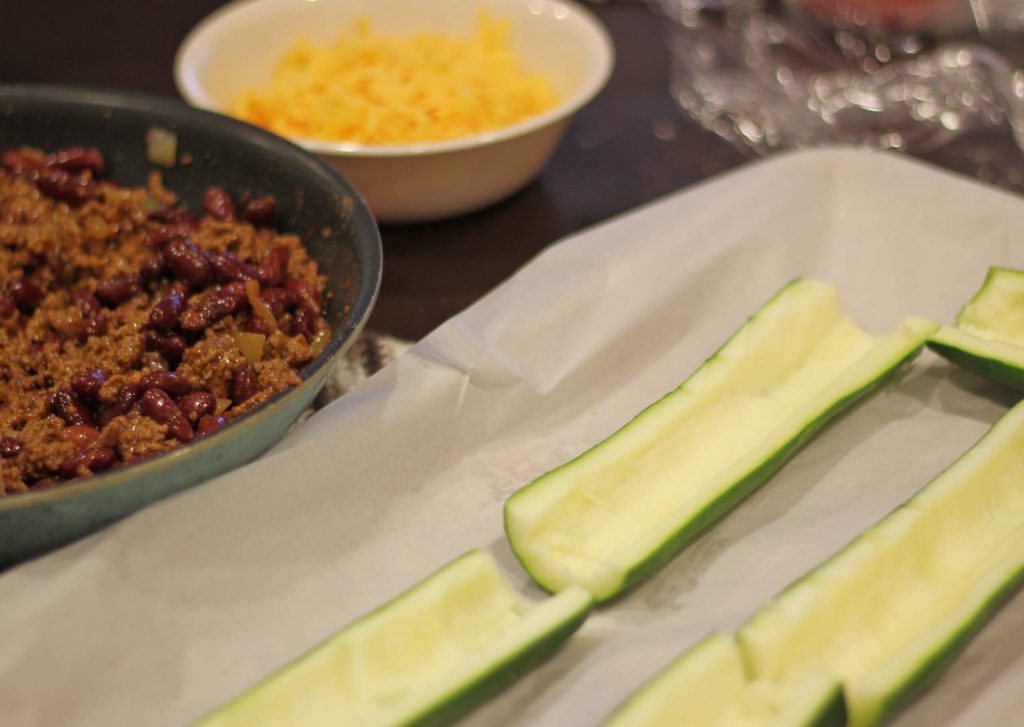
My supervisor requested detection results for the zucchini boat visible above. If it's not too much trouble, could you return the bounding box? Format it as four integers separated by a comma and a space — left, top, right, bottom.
601, 633, 845, 727
928, 266, 1024, 391
194, 550, 593, 727
505, 279, 936, 601
738, 396, 1024, 727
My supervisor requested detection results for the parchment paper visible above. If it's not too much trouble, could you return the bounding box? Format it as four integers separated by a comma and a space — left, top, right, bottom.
2, 148, 1023, 726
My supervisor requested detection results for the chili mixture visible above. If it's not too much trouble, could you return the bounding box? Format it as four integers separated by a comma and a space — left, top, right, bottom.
0, 146, 330, 495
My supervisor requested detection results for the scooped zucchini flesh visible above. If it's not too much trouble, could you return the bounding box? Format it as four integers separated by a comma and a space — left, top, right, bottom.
928, 266, 1024, 391
504, 278, 937, 601
194, 550, 593, 727
601, 633, 845, 727
738, 397, 1024, 727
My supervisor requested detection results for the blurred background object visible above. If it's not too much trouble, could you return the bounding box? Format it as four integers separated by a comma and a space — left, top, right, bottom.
658, 0, 1024, 189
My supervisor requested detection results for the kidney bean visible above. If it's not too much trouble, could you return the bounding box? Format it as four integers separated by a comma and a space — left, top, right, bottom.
35, 167, 97, 205
49, 389, 95, 427
10, 277, 43, 313
243, 196, 275, 226
164, 238, 212, 288
70, 369, 106, 399
60, 425, 101, 449
0, 436, 24, 459
196, 414, 227, 437
2, 148, 42, 174
43, 147, 105, 175
140, 254, 165, 282
210, 251, 256, 282
260, 287, 294, 317
95, 273, 141, 306
138, 370, 192, 397
146, 222, 195, 248
83, 314, 108, 338
148, 207, 197, 226
244, 315, 272, 335
178, 391, 216, 423
0, 293, 16, 318
255, 247, 290, 287
161, 333, 187, 364
30, 478, 60, 491
284, 275, 321, 309
141, 388, 193, 442
70, 290, 101, 318
58, 446, 116, 478
231, 365, 259, 405
149, 293, 184, 332
203, 186, 236, 221
99, 383, 140, 426
291, 305, 316, 339
180, 282, 248, 331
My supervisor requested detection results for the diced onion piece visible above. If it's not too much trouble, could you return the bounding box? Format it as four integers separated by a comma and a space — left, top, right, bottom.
145, 127, 178, 168
215, 397, 232, 415
245, 279, 278, 333
310, 328, 330, 357
234, 332, 266, 366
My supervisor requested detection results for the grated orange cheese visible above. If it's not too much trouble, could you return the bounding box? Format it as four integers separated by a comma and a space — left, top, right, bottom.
231, 13, 559, 145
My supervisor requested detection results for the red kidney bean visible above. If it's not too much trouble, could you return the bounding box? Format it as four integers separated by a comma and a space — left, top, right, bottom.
2, 148, 42, 174
145, 222, 195, 248
256, 247, 290, 287
10, 277, 43, 313
0, 293, 16, 318
95, 273, 141, 306
138, 370, 192, 397
70, 290, 101, 318
196, 414, 227, 437
83, 314, 109, 338
260, 286, 294, 316
203, 186, 236, 221
161, 333, 187, 364
291, 305, 317, 339
178, 391, 216, 423
0, 436, 24, 459
210, 251, 256, 282
140, 253, 165, 282
35, 167, 97, 205
231, 365, 259, 405
49, 389, 95, 427
284, 275, 321, 309
164, 238, 212, 288
70, 369, 106, 399
180, 282, 248, 331
60, 425, 101, 449
58, 446, 116, 478
99, 383, 140, 426
148, 207, 197, 226
141, 388, 193, 442
149, 293, 184, 332
243, 196, 275, 226
43, 147, 105, 175
30, 478, 60, 491
244, 315, 272, 335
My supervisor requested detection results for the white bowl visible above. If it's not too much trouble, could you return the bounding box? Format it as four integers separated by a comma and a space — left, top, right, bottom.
175, 0, 614, 224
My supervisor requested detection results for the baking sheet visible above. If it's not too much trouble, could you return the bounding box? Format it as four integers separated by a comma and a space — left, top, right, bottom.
2, 148, 1024, 726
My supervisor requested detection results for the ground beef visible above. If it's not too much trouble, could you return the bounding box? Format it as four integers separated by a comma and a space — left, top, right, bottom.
0, 146, 331, 495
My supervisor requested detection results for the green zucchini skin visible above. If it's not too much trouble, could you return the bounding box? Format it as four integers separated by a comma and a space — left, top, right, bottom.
405, 599, 593, 727
926, 338, 1024, 393
506, 343, 926, 603
812, 688, 848, 727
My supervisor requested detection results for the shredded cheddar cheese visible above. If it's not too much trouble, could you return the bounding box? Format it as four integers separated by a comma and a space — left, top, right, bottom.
231, 13, 559, 145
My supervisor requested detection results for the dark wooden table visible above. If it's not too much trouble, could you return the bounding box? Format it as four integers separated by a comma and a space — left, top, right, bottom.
1, 0, 749, 341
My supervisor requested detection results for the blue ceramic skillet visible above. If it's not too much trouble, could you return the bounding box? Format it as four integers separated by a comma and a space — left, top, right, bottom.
0, 86, 382, 565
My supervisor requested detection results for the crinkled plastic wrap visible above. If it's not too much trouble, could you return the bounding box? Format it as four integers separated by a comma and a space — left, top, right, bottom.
660, 0, 1024, 189
1, 150, 1023, 725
